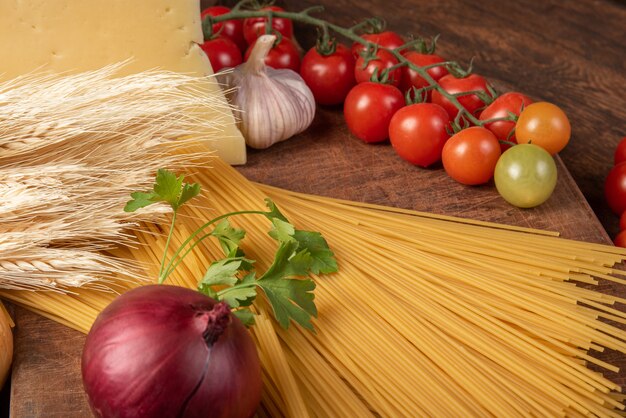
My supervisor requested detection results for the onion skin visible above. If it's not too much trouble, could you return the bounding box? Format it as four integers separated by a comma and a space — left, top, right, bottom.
81, 285, 262, 418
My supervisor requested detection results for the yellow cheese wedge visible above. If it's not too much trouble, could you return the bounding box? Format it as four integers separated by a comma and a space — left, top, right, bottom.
0, 0, 246, 164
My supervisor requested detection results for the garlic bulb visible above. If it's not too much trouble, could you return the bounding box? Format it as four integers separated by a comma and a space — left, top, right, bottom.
218, 35, 315, 149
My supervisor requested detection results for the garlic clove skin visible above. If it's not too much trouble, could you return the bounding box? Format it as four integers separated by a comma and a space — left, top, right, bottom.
217, 35, 315, 150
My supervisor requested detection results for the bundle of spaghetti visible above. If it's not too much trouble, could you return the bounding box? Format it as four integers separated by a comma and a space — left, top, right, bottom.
3, 157, 626, 417
0, 64, 231, 290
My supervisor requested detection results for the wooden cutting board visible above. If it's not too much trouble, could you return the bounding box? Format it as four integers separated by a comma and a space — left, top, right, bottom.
7, 0, 626, 415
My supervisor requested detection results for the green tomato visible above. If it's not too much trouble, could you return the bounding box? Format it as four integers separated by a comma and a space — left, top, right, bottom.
494, 144, 557, 208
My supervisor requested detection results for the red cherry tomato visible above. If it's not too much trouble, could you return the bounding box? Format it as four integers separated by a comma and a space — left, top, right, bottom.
300, 44, 356, 106
614, 230, 626, 247
351, 31, 405, 58
431, 74, 492, 119
344, 82, 404, 143
605, 163, 626, 215
244, 37, 300, 72
389, 103, 450, 167
201, 37, 243, 72
479, 92, 534, 152
354, 49, 402, 87
243, 6, 293, 45
201, 6, 246, 52
400, 51, 448, 98
442, 127, 501, 185
614, 137, 626, 166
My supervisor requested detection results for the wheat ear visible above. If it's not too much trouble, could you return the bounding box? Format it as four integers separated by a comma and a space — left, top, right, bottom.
0, 63, 231, 290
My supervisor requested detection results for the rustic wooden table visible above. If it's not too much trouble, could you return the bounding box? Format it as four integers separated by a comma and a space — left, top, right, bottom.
6, 0, 626, 415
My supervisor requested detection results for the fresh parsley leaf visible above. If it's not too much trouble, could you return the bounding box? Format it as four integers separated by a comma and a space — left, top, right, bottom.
211, 220, 246, 255
154, 169, 183, 208
257, 240, 317, 331
264, 198, 337, 274
124, 191, 159, 212
124, 168, 200, 213
218, 273, 258, 308
264, 198, 288, 222
232, 308, 256, 327
177, 182, 201, 209
201, 257, 246, 287
210, 220, 255, 270
268, 218, 296, 243
293, 230, 338, 274
198, 283, 219, 300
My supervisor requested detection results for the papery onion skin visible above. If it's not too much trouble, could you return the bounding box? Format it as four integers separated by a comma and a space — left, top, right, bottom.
81, 285, 261, 418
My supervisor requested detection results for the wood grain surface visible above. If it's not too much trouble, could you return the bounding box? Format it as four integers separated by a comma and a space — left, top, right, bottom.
6, 0, 626, 415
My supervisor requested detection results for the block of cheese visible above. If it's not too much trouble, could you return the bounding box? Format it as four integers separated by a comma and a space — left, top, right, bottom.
0, 0, 246, 164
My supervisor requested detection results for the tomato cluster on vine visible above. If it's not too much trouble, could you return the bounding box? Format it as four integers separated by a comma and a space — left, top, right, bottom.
333, 30, 568, 208
201, 5, 300, 73
201, 4, 572, 209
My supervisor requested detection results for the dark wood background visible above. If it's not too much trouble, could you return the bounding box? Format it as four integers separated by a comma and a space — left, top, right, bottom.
4, 0, 626, 415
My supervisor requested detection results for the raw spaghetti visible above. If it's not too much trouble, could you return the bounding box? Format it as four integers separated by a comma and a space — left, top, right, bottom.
2, 157, 626, 417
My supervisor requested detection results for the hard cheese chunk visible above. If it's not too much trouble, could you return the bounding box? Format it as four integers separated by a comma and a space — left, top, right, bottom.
0, 0, 246, 164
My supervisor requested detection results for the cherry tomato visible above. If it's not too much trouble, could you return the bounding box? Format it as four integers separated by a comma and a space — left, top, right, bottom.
605, 163, 626, 215
201, 37, 243, 72
515, 102, 570, 155
400, 51, 448, 97
354, 49, 402, 87
201, 6, 246, 52
620, 211, 626, 230
494, 144, 557, 208
388, 103, 450, 167
614, 137, 626, 165
479, 92, 534, 152
300, 44, 356, 106
344, 82, 404, 143
431, 74, 492, 119
351, 31, 405, 58
243, 6, 293, 45
615, 230, 626, 248
442, 126, 501, 185
245, 37, 300, 72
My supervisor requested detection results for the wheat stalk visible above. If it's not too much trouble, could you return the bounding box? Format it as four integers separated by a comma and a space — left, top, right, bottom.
0, 247, 142, 291
0, 63, 231, 290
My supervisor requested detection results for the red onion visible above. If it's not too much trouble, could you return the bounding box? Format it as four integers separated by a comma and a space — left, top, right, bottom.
81, 285, 262, 418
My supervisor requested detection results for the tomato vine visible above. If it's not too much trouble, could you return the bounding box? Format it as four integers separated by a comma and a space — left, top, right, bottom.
203, 0, 513, 128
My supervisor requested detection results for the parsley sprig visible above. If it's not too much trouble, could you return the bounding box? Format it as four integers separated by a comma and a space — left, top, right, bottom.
125, 169, 337, 330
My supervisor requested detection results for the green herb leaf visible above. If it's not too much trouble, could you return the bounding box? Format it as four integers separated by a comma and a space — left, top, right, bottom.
232, 308, 256, 327
198, 284, 219, 300
211, 220, 246, 255
124, 191, 159, 212
264, 198, 289, 223
124, 168, 200, 213
154, 168, 184, 208
218, 272, 258, 308
293, 230, 338, 274
178, 182, 201, 209
269, 218, 296, 243
257, 240, 317, 331
264, 198, 337, 274
201, 257, 246, 287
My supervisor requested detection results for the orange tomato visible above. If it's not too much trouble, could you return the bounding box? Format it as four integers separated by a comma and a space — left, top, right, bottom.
442, 127, 501, 185
515, 102, 571, 155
